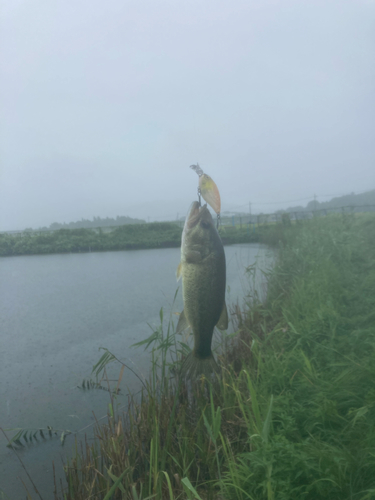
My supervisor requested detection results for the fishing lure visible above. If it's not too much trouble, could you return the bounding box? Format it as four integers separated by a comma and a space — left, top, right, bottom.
190, 164, 221, 216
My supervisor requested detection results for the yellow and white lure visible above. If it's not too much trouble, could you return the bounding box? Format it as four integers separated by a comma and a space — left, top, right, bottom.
190, 164, 221, 215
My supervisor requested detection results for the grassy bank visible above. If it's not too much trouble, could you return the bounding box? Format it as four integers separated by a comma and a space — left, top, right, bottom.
20, 212, 375, 499
0, 222, 270, 257
0, 223, 182, 256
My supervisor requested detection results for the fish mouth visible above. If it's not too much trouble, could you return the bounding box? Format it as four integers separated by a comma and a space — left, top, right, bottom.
186, 202, 212, 229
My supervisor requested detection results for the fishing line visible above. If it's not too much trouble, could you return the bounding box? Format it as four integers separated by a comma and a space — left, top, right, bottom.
191, 95, 200, 166
189, 99, 221, 229
190, 163, 203, 207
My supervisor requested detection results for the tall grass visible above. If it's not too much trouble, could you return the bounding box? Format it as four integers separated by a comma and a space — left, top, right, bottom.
51, 213, 375, 499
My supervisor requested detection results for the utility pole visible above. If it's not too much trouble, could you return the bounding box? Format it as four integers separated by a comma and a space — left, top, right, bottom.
314, 194, 317, 212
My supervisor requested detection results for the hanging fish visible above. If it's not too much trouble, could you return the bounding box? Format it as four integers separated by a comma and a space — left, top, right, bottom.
190, 164, 221, 215
177, 201, 228, 383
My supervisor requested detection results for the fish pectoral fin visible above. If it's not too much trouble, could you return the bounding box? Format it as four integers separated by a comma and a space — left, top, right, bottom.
216, 301, 228, 330
176, 262, 182, 281
176, 309, 190, 334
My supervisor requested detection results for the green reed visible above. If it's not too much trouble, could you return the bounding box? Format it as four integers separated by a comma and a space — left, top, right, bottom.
35, 212, 375, 499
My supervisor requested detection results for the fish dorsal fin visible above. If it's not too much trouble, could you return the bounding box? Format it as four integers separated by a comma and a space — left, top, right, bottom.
176, 262, 182, 281
216, 301, 228, 330
176, 309, 190, 334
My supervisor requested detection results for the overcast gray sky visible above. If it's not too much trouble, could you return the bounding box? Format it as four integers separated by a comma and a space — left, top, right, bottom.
1, 0, 374, 230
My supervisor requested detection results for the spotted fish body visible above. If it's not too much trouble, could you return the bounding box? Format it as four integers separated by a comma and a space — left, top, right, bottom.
177, 201, 228, 382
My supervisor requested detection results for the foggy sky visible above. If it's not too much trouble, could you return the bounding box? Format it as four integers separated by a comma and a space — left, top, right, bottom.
1, 0, 374, 230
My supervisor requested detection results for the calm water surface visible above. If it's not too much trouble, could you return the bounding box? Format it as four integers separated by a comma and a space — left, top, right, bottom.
0, 244, 273, 498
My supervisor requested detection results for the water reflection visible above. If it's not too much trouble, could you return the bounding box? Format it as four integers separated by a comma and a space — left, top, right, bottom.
0, 244, 273, 498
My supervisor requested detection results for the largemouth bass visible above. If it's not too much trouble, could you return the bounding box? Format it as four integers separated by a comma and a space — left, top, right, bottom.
176, 201, 228, 382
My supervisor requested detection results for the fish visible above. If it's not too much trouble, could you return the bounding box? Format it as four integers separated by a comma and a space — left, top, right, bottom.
176, 201, 228, 383
190, 164, 221, 215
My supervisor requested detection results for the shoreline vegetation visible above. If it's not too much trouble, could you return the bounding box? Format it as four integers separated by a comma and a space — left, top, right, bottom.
9, 212, 375, 499
3, 187, 375, 258
0, 222, 276, 257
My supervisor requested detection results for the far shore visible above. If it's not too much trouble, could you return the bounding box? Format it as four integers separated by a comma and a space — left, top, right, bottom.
0, 221, 276, 257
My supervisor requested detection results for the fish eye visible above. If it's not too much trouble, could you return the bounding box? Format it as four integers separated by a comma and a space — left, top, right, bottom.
200, 220, 210, 229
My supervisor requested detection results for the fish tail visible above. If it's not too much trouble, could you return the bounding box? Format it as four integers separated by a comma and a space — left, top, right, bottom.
180, 352, 221, 386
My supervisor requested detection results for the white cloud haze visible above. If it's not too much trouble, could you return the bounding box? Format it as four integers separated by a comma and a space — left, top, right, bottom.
1, 0, 374, 229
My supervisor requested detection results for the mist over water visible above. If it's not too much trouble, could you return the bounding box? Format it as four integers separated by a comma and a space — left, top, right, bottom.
0, 244, 272, 498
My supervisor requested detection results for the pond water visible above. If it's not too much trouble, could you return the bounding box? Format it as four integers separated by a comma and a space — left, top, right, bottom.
0, 244, 273, 498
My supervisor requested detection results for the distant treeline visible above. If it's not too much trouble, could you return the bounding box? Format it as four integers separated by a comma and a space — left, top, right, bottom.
1, 209, 368, 257
0, 220, 273, 257
211, 189, 375, 223
0, 222, 182, 256
286, 188, 375, 213
22, 215, 146, 233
